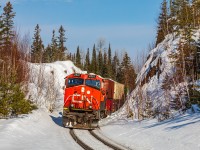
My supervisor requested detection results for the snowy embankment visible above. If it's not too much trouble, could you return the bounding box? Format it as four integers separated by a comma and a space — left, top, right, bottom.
100, 110, 200, 150
28, 61, 84, 110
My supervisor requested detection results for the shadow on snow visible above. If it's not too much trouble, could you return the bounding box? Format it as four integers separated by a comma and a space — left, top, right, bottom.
50, 112, 63, 127
143, 113, 200, 130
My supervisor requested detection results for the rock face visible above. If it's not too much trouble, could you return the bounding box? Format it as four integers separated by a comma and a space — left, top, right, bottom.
127, 34, 185, 120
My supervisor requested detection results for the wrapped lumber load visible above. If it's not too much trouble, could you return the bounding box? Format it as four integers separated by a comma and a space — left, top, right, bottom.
113, 81, 124, 100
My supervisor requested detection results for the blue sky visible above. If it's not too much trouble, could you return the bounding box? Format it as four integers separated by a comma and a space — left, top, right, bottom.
1, 0, 163, 60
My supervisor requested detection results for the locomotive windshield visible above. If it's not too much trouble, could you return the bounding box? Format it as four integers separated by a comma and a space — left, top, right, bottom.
67, 78, 84, 87
85, 79, 101, 90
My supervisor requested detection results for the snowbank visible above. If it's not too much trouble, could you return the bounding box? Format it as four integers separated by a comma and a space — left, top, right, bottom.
27, 61, 84, 111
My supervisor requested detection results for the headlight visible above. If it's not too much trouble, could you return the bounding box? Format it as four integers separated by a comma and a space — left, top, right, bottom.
81, 87, 85, 93
70, 104, 74, 108
89, 105, 92, 109
87, 90, 90, 94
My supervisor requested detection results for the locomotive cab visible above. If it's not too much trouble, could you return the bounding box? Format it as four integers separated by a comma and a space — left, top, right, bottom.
62, 73, 105, 129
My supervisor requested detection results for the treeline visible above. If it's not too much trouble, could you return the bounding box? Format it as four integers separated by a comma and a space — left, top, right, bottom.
71, 41, 137, 94
30, 25, 137, 95
31, 24, 137, 94
156, 0, 200, 109
0, 2, 36, 117
30, 24, 67, 63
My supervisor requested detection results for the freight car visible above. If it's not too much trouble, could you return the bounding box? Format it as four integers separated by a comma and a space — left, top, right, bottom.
103, 78, 125, 115
62, 73, 124, 129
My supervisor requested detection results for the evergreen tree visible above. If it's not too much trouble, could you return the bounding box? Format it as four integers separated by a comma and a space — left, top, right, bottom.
31, 24, 44, 63
0, 78, 36, 117
57, 25, 67, 60
91, 44, 97, 73
102, 51, 108, 77
107, 43, 113, 78
97, 49, 103, 76
1, 2, 15, 52
156, 0, 168, 46
84, 48, 91, 72
112, 51, 120, 80
43, 44, 52, 63
120, 52, 137, 94
75, 46, 82, 68
51, 29, 57, 61
10, 84, 35, 115
0, 82, 11, 116
168, 0, 176, 34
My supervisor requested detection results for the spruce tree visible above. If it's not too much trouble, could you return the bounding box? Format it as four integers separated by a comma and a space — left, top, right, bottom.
75, 46, 82, 69
51, 29, 57, 62
84, 48, 91, 72
43, 44, 52, 63
31, 24, 44, 63
156, 0, 168, 46
91, 44, 97, 73
107, 43, 113, 78
112, 52, 120, 80
97, 49, 103, 76
102, 51, 108, 77
120, 52, 136, 94
1, 2, 15, 52
57, 25, 67, 60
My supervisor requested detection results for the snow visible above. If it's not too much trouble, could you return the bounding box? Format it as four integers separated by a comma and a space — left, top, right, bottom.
0, 60, 200, 150
0, 109, 82, 150
74, 130, 112, 150
100, 112, 200, 150
0, 108, 199, 150
27, 61, 85, 110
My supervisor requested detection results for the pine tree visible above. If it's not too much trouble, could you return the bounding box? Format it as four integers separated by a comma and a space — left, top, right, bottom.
43, 44, 52, 63
1, 2, 15, 52
120, 52, 136, 94
57, 25, 67, 60
102, 51, 108, 77
75, 46, 82, 69
84, 48, 91, 72
51, 29, 58, 62
91, 44, 97, 73
112, 51, 120, 80
10, 84, 35, 115
0, 81, 10, 117
31, 24, 44, 63
156, 0, 168, 46
107, 43, 113, 78
97, 49, 103, 76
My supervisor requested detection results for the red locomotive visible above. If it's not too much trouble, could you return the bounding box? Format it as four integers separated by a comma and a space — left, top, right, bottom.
62, 73, 124, 129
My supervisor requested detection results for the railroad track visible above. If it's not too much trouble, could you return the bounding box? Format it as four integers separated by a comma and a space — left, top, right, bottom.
69, 129, 130, 150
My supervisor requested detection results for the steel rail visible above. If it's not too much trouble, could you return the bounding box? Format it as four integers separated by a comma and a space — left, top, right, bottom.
89, 130, 127, 150
69, 129, 94, 150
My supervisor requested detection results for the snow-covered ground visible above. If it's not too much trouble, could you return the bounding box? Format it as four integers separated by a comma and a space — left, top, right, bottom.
100, 110, 200, 150
0, 60, 200, 150
0, 109, 82, 150
0, 108, 199, 150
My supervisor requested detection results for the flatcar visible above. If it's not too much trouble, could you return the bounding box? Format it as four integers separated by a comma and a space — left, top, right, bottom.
62, 73, 124, 129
